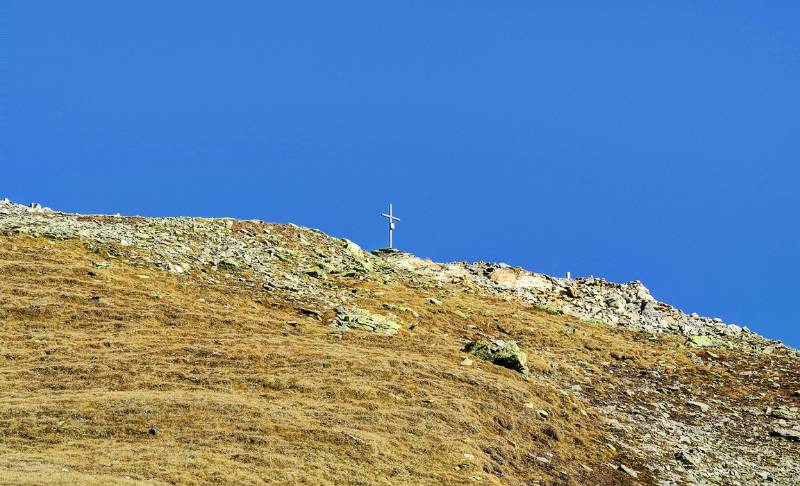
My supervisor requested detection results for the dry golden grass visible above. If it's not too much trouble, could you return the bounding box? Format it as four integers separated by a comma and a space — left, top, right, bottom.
4, 235, 793, 485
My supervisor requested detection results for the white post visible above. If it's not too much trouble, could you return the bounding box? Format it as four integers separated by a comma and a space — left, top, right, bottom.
566, 271, 571, 280
381, 204, 401, 249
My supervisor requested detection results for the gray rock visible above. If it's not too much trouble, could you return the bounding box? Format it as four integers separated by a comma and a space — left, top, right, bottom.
769, 407, 797, 420
769, 427, 800, 441
686, 401, 710, 413
675, 448, 702, 468
618, 464, 638, 478
725, 324, 743, 335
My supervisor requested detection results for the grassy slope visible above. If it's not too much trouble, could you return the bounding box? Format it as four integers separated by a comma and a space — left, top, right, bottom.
0, 234, 796, 485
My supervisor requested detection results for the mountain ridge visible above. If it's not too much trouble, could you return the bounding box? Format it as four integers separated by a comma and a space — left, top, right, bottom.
0, 199, 783, 350
0, 198, 798, 485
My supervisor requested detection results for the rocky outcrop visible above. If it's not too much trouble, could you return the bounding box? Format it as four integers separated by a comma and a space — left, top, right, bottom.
368, 250, 788, 354
462, 339, 529, 374
0, 199, 372, 314
468, 262, 751, 339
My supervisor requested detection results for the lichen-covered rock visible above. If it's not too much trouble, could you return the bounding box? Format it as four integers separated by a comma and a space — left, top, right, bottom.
332, 306, 403, 335
770, 427, 800, 442
463, 339, 528, 374
687, 335, 714, 347
768, 406, 797, 420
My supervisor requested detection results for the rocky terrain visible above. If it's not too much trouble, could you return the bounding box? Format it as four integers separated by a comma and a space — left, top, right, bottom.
0, 198, 798, 485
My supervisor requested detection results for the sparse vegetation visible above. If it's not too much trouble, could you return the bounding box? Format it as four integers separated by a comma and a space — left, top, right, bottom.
0, 237, 639, 485
0, 205, 798, 485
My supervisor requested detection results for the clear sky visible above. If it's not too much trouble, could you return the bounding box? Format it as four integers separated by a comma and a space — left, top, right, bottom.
3, 2, 799, 347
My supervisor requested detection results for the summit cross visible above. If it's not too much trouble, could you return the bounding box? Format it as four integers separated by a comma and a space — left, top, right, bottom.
381, 203, 400, 249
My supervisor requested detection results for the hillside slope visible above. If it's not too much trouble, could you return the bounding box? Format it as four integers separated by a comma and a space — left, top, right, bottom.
0, 200, 798, 485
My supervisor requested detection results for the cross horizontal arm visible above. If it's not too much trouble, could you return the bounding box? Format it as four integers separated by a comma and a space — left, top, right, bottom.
381, 213, 400, 221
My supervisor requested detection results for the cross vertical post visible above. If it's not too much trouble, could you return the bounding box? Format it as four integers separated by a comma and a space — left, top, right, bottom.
381, 203, 401, 249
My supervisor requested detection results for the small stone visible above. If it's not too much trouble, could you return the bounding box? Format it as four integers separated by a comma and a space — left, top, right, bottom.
167, 262, 185, 274
769, 427, 800, 441
429, 297, 442, 305
537, 410, 549, 419
686, 401, 710, 413
148, 426, 159, 436
618, 464, 638, 478
675, 448, 702, 468
769, 406, 796, 420
305, 268, 324, 278
460, 357, 473, 366
300, 308, 322, 320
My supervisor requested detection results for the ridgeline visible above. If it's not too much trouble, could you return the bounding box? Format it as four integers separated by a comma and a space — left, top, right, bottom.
1, 199, 798, 485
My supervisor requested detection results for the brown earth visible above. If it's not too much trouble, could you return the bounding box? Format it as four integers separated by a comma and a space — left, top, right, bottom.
0, 235, 797, 485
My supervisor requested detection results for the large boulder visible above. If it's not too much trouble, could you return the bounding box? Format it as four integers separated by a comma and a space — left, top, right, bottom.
463, 339, 528, 374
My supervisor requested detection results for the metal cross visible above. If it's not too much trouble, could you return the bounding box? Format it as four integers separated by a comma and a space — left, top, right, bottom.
381, 203, 400, 249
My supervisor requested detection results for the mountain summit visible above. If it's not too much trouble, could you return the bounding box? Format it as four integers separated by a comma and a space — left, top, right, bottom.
1, 199, 797, 485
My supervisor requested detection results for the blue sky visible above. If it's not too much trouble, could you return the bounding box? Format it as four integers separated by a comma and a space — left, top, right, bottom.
3, 2, 799, 346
